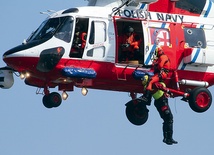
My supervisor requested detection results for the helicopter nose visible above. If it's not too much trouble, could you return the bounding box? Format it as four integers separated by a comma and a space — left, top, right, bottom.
3, 48, 18, 59
2, 45, 29, 71
3, 44, 26, 60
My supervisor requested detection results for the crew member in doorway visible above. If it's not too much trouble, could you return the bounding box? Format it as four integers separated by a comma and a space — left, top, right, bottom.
70, 25, 87, 58
118, 26, 141, 61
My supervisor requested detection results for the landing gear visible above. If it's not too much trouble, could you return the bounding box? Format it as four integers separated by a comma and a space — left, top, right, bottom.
42, 92, 62, 108
188, 87, 212, 113
125, 99, 149, 126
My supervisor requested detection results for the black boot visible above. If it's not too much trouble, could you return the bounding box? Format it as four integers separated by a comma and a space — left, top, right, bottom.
163, 122, 178, 145
139, 90, 152, 105
163, 131, 178, 145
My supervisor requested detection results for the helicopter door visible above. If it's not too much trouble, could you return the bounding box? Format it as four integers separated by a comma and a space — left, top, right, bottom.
82, 19, 108, 61
115, 19, 144, 65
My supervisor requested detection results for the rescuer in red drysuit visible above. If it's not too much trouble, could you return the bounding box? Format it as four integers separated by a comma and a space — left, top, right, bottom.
141, 46, 171, 104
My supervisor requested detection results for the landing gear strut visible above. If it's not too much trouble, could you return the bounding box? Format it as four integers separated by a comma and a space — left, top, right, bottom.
42, 92, 62, 108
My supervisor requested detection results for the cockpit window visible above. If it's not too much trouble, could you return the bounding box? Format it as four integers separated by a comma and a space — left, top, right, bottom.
54, 17, 73, 42
27, 16, 73, 42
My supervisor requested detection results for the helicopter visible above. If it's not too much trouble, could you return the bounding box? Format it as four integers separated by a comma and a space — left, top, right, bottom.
1, 0, 214, 126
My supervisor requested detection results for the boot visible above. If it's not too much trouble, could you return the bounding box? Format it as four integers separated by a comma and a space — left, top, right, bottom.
139, 90, 152, 105
163, 122, 178, 145
163, 132, 178, 145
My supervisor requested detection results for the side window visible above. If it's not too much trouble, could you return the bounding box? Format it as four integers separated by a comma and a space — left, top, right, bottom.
94, 21, 106, 43
87, 21, 107, 58
175, 0, 206, 14
149, 27, 171, 46
184, 27, 206, 48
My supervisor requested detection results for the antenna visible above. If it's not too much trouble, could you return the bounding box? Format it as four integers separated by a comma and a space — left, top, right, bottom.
40, 11, 51, 17
47, 10, 57, 13
133, 0, 157, 4
40, 10, 57, 17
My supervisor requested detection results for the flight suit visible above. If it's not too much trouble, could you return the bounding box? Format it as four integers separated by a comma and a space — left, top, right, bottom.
146, 52, 170, 91
141, 47, 170, 104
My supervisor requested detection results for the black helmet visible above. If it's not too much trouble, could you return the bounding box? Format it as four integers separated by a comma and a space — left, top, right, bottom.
125, 26, 134, 33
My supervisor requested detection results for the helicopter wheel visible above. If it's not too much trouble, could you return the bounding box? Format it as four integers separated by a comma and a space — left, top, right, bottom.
42, 92, 62, 108
189, 87, 212, 113
125, 99, 149, 126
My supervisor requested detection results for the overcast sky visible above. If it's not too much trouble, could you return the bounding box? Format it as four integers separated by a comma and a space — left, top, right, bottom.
1, 1, 214, 155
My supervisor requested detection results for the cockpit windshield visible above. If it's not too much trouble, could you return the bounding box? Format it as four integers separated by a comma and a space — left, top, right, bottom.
27, 16, 73, 43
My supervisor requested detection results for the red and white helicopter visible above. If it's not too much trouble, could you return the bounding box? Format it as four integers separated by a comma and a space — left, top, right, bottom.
1, 0, 214, 125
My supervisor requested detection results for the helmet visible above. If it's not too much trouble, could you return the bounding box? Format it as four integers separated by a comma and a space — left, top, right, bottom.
142, 75, 149, 85
155, 47, 164, 57
125, 26, 134, 33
